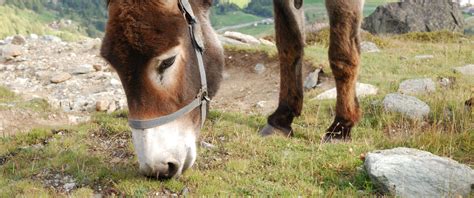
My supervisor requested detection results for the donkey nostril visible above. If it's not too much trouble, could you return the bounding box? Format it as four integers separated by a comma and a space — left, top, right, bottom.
156, 161, 180, 180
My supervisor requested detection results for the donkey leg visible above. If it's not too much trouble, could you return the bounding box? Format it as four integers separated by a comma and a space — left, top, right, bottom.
260, 0, 305, 137
323, 0, 364, 142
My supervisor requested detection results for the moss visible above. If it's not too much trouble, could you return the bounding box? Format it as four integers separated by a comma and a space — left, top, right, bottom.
395, 31, 471, 43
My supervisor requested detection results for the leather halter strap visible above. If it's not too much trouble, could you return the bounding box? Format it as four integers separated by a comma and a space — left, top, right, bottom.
128, 0, 209, 129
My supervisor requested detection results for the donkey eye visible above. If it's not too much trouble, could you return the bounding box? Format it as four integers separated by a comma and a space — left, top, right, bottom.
159, 56, 176, 70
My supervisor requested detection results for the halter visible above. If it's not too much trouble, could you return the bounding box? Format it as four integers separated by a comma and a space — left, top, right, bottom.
128, 0, 209, 129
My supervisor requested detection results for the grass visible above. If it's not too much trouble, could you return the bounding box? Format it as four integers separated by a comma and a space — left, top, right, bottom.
0, 5, 87, 41
0, 33, 473, 196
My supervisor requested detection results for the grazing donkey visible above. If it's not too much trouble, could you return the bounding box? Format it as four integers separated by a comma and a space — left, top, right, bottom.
101, 0, 364, 179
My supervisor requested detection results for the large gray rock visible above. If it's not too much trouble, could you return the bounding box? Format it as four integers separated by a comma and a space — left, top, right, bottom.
383, 93, 430, 119
453, 64, 474, 75
360, 41, 380, 53
398, 78, 436, 95
363, 0, 464, 34
365, 147, 474, 197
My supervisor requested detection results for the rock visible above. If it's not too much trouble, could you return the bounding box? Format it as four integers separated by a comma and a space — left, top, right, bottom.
96, 99, 110, 112
439, 77, 453, 87
254, 63, 266, 74
200, 141, 216, 149
93, 64, 103, 71
304, 69, 322, 89
50, 72, 72, 84
71, 64, 95, 75
0, 40, 6, 45
42, 35, 62, 43
453, 64, 474, 75
68, 115, 91, 124
1, 44, 23, 58
223, 31, 261, 45
415, 55, 434, 59
256, 101, 266, 108
398, 78, 436, 95
107, 101, 117, 113
383, 93, 430, 120
218, 35, 248, 46
313, 83, 378, 100
259, 38, 275, 46
63, 182, 76, 192
360, 41, 380, 53
28, 34, 39, 40
364, 147, 474, 197
363, 1, 464, 34
11, 35, 27, 45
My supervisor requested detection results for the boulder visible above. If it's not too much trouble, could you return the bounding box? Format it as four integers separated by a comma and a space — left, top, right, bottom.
365, 147, 474, 197
218, 35, 248, 46
11, 35, 27, 45
398, 78, 436, 95
363, 0, 464, 34
223, 31, 261, 45
313, 83, 378, 100
360, 41, 380, 53
453, 64, 474, 75
383, 93, 430, 120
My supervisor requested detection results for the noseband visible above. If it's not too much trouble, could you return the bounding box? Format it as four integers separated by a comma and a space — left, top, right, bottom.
128, 0, 209, 130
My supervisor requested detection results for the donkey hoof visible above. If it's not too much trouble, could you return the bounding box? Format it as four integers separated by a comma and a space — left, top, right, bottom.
260, 124, 293, 137
321, 132, 352, 143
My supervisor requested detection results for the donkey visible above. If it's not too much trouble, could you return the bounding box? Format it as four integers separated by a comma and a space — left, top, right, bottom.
101, 0, 364, 179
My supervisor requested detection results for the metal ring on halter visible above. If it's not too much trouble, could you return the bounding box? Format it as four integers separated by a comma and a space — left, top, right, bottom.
128, 0, 209, 130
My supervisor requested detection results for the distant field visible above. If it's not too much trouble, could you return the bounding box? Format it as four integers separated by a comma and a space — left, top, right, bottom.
212, 0, 397, 37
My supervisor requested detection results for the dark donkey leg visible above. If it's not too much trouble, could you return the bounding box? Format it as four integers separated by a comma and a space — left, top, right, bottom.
260, 0, 305, 137
323, 0, 364, 142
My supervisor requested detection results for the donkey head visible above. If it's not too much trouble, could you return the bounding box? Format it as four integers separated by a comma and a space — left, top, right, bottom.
101, 0, 223, 179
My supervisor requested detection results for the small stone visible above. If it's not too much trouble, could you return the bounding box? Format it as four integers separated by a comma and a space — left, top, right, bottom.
50, 72, 72, 84
453, 64, 474, 75
304, 69, 322, 89
360, 41, 380, 53
415, 55, 434, 59
398, 78, 436, 95
383, 93, 430, 120
96, 99, 110, 112
63, 182, 76, 192
28, 34, 39, 40
365, 147, 474, 197
256, 101, 266, 108
68, 115, 91, 124
254, 63, 266, 74
439, 77, 452, 87
1, 44, 23, 58
110, 78, 121, 86
313, 83, 378, 100
200, 141, 216, 149
11, 35, 27, 45
42, 35, 62, 43
93, 64, 103, 71
71, 64, 95, 75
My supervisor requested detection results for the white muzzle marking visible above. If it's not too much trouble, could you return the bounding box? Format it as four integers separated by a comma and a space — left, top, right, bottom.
131, 119, 197, 178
